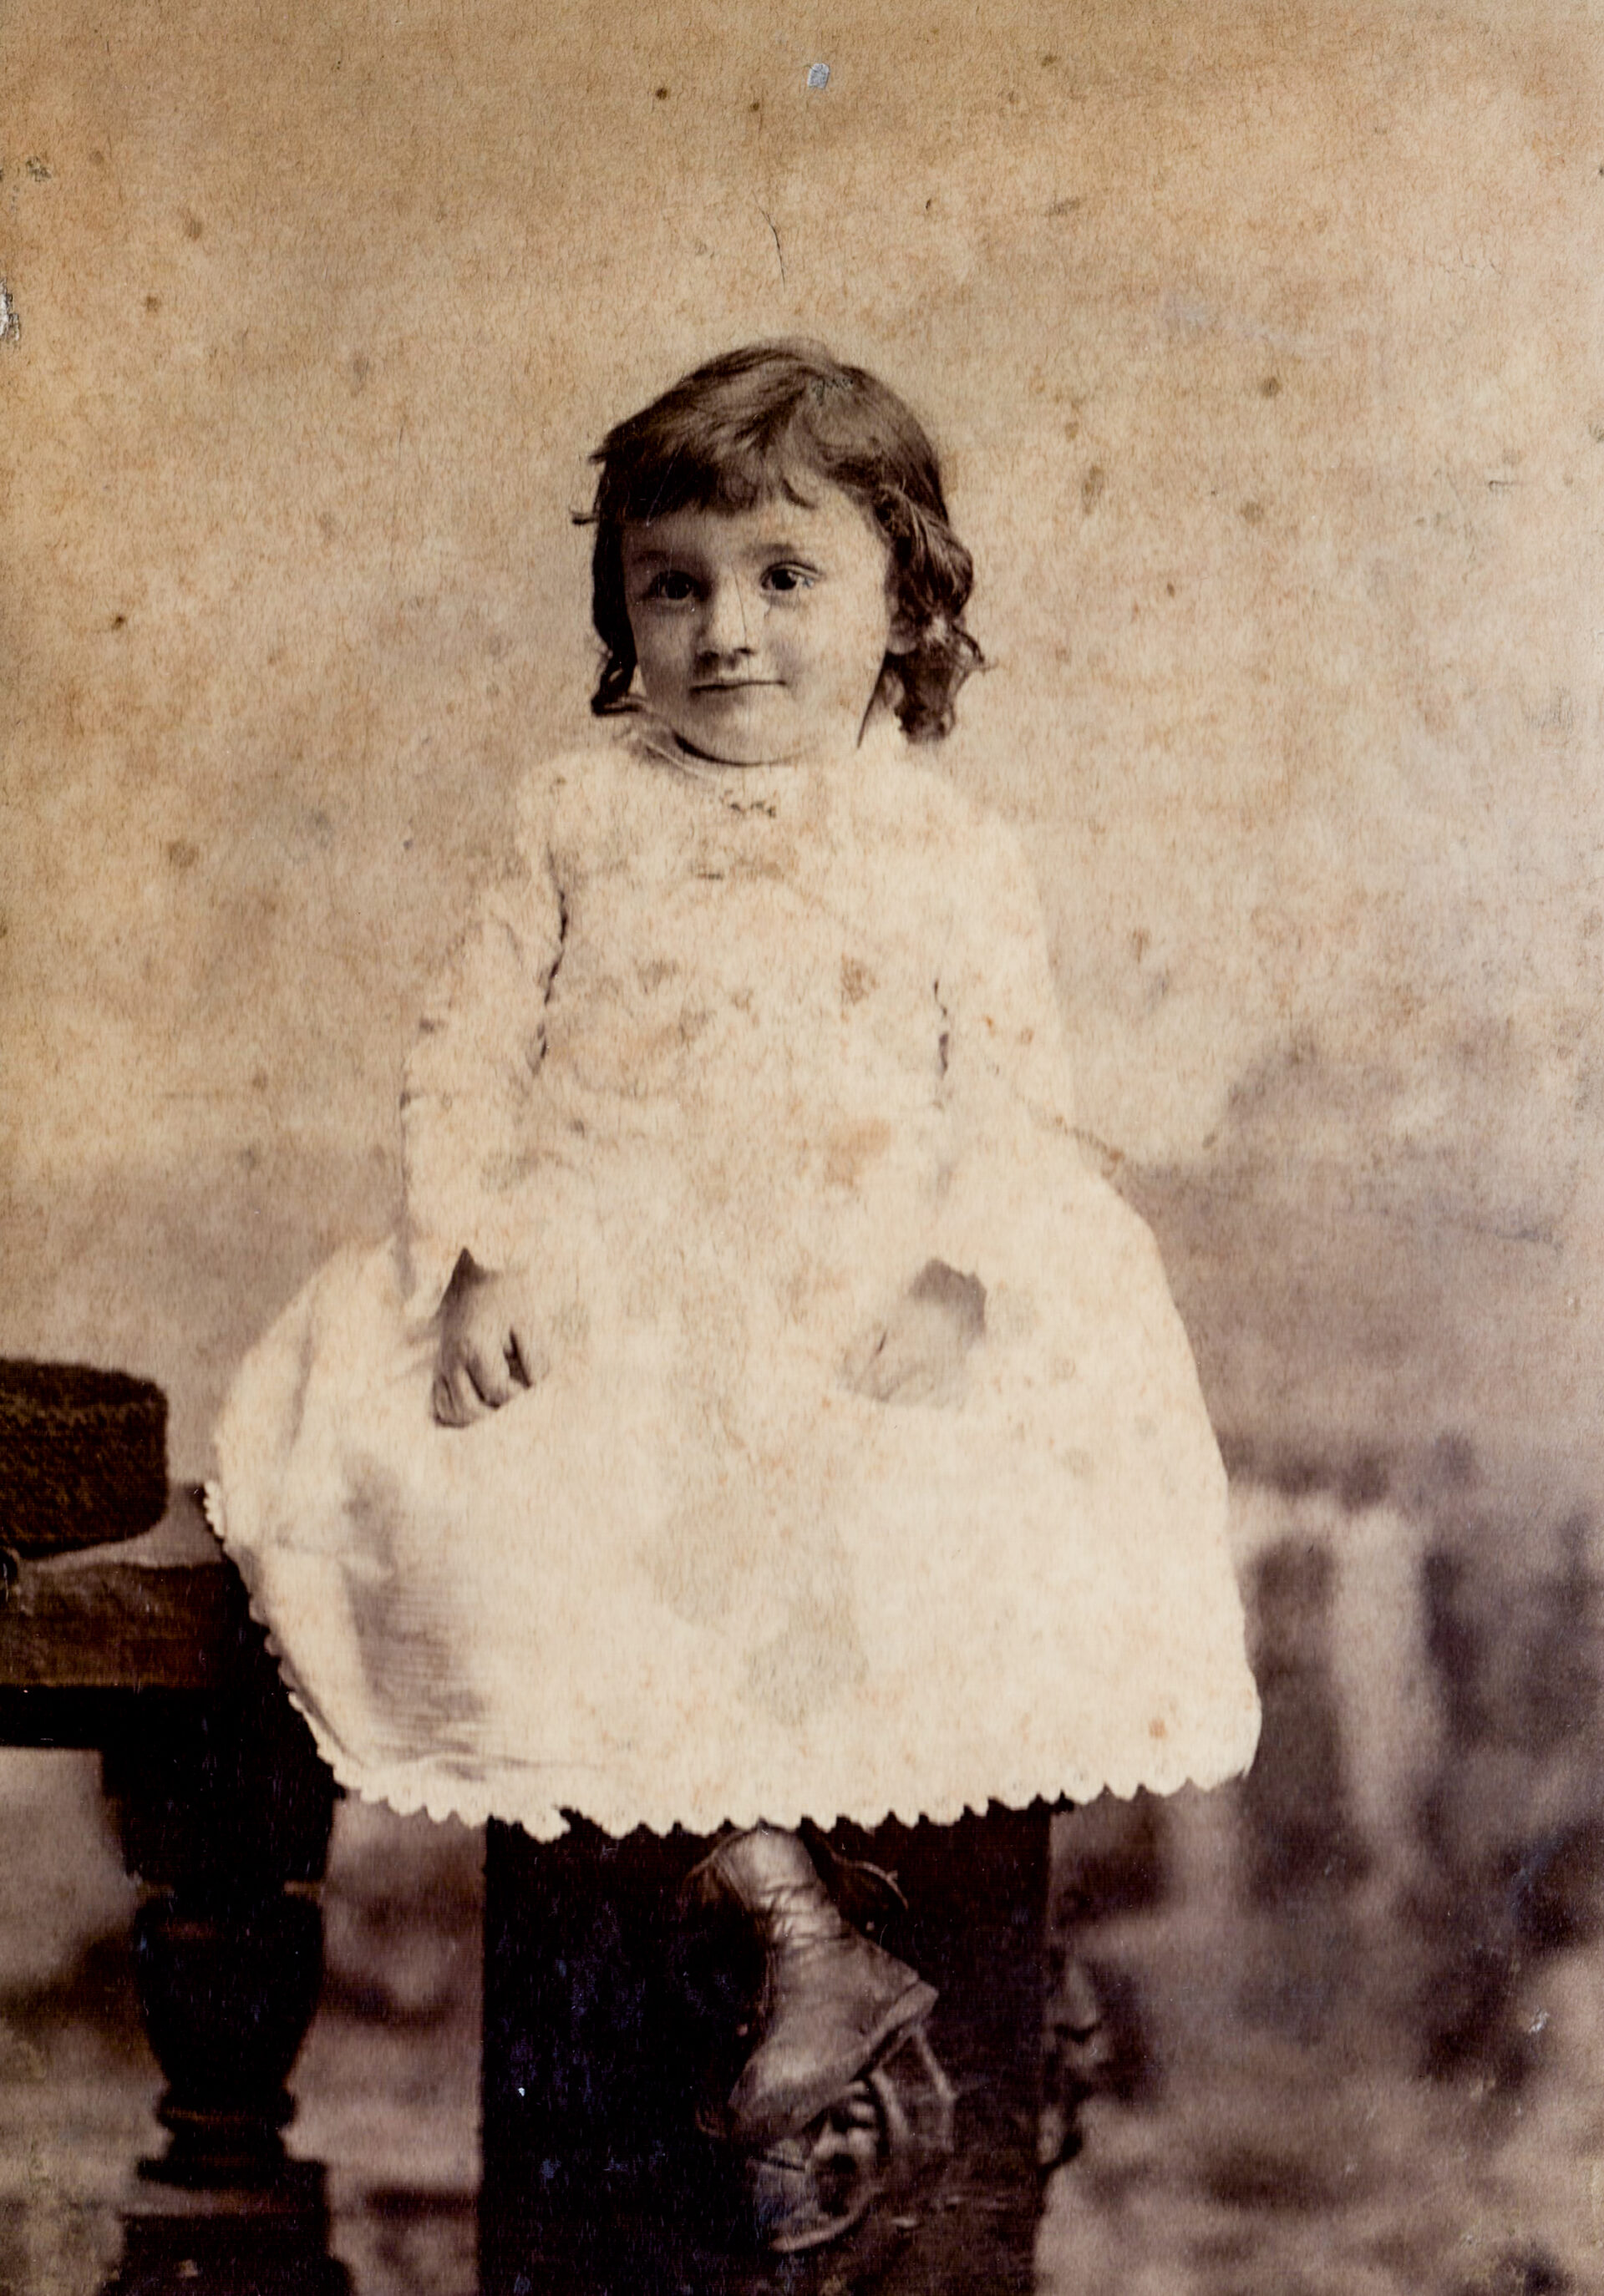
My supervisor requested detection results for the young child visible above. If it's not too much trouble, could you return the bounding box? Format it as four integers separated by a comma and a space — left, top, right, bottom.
213, 340, 1257, 2167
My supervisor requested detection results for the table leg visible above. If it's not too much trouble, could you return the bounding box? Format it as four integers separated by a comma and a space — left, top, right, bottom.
99, 1622, 344, 2293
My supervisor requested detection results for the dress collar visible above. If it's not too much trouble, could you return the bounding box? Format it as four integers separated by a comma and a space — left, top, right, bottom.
619, 708, 901, 813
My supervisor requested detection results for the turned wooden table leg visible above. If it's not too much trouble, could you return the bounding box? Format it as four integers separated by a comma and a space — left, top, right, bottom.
99, 1614, 345, 2293
104, 1624, 335, 2191
128, 1883, 327, 2191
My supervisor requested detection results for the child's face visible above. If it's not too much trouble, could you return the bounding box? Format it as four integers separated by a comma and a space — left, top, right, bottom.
620, 485, 901, 766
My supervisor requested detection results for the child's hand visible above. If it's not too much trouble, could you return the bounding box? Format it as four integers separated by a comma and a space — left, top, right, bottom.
844, 1260, 987, 1408
433, 1253, 551, 1427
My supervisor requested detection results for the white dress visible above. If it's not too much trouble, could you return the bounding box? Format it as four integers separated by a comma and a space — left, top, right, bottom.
212, 716, 1259, 1838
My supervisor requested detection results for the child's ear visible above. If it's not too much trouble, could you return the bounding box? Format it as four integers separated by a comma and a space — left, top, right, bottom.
886, 606, 918, 657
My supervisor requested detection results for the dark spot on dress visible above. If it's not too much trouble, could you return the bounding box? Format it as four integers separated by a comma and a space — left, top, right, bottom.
840, 955, 874, 1006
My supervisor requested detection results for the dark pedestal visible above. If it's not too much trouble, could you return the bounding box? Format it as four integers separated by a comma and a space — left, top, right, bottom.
480, 1806, 1051, 2293
105, 2181, 350, 2296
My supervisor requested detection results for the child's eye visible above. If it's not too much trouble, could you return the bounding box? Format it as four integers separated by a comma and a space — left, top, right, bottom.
763, 564, 817, 596
643, 570, 701, 604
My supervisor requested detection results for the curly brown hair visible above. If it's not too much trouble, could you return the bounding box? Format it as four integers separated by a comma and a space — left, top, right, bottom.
580, 341, 982, 743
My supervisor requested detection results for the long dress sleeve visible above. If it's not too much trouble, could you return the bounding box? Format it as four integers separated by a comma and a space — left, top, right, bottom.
400, 783, 566, 1315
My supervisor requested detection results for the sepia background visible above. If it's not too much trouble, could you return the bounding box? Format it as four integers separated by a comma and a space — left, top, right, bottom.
3, 0, 1603, 2286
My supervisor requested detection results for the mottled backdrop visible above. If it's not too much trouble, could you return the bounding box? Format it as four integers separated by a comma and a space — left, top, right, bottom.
5, 0, 1601, 1499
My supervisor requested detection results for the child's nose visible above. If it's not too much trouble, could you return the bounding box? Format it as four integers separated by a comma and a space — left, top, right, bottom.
699, 576, 754, 656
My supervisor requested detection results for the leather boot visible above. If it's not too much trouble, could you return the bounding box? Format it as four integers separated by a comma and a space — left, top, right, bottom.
683, 1826, 937, 2148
